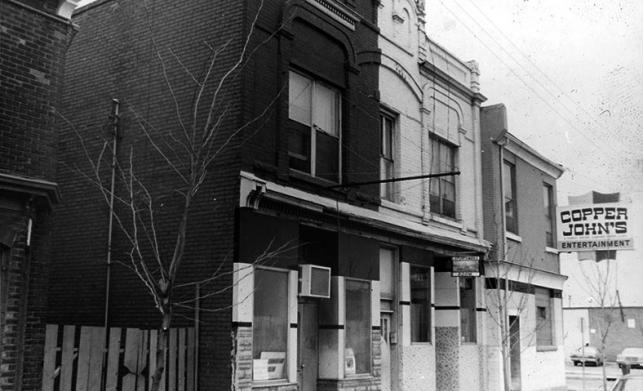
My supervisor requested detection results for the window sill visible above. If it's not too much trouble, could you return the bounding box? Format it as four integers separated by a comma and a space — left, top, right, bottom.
252, 380, 295, 388
430, 214, 464, 230
289, 169, 337, 188
505, 231, 522, 243
344, 373, 373, 380
379, 199, 423, 218
545, 246, 559, 254
536, 345, 558, 352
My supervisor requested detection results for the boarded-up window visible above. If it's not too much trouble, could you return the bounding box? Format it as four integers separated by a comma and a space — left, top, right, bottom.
535, 288, 553, 346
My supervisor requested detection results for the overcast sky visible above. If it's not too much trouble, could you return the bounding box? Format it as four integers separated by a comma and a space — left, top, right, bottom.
422, 0, 643, 302
424, 0, 643, 203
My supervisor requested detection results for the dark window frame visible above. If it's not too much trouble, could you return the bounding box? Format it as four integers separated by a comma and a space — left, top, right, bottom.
252, 266, 290, 381
380, 112, 396, 201
543, 183, 555, 247
344, 277, 372, 375
503, 160, 518, 234
410, 265, 432, 343
288, 70, 342, 183
429, 136, 457, 219
459, 277, 477, 343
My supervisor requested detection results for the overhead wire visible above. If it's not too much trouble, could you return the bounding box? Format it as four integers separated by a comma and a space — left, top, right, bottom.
436, 0, 622, 161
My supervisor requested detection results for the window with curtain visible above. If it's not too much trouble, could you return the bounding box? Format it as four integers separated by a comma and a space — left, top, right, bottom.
288, 70, 341, 182
429, 137, 456, 218
380, 113, 395, 201
253, 268, 289, 381
345, 279, 371, 375
410, 266, 431, 343
543, 183, 554, 247
503, 161, 517, 234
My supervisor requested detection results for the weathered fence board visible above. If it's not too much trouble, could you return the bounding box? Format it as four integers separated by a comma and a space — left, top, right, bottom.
42, 324, 58, 391
186, 329, 195, 391
106, 327, 122, 391
42, 325, 195, 391
60, 325, 76, 391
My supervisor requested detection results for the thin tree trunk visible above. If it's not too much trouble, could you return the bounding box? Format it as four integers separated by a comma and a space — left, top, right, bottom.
151, 311, 172, 391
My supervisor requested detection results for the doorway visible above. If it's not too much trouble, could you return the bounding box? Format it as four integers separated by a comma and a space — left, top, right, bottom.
298, 301, 318, 391
509, 315, 521, 390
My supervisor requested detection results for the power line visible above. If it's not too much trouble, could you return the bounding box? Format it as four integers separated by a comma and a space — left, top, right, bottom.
458, 0, 632, 152
438, 0, 622, 158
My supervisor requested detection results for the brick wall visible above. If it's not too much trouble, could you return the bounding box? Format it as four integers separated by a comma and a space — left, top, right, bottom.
0, 1, 74, 390
0, 0, 74, 181
50, 1, 247, 391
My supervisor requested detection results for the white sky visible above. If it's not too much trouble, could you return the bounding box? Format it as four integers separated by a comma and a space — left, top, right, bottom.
424, 0, 643, 203
423, 1, 643, 305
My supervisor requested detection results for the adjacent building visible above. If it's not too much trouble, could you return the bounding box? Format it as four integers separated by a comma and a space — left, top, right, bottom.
43, 1, 571, 391
0, 0, 77, 389
48, 1, 495, 391
377, 2, 489, 390
480, 104, 567, 391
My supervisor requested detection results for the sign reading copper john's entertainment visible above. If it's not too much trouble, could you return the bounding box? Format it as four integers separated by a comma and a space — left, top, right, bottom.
556, 202, 634, 251
452, 256, 480, 277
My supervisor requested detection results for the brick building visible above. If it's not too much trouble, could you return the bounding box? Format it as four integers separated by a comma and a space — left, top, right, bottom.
480, 104, 566, 391
48, 1, 494, 391
0, 0, 77, 389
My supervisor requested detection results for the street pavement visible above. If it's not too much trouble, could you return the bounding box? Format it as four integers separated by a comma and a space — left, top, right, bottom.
565, 361, 641, 391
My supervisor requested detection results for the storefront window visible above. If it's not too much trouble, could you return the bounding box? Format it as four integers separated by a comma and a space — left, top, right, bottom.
253, 268, 288, 381
459, 277, 476, 343
410, 266, 431, 343
345, 279, 371, 375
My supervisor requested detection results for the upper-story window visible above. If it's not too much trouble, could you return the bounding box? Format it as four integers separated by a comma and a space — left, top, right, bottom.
288, 70, 341, 183
503, 161, 517, 234
543, 183, 554, 247
429, 137, 456, 218
380, 113, 395, 201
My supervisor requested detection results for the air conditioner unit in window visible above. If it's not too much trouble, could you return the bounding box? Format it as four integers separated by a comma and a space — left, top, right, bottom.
298, 264, 331, 298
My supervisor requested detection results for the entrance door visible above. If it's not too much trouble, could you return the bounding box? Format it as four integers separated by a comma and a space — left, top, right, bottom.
509, 315, 521, 390
298, 302, 318, 391
380, 313, 393, 391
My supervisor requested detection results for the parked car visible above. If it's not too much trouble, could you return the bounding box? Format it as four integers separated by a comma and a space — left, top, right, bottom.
617, 348, 643, 370
571, 345, 603, 366
609, 374, 643, 391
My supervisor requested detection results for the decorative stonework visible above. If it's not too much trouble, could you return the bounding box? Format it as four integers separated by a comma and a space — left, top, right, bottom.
306, 0, 360, 30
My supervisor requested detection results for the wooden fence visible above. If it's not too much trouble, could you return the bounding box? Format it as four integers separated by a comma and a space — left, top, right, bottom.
42, 325, 196, 391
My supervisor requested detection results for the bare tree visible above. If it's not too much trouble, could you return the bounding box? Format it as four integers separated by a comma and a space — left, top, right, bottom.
485, 243, 551, 391
577, 259, 619, 391
54, 2, 294, 390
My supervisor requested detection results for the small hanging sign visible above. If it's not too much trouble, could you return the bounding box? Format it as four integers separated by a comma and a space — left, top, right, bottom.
452, 255, 480, 277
